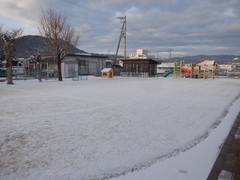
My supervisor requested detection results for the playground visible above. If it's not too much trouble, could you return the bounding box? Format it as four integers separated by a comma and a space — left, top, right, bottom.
163, 60, 216, 79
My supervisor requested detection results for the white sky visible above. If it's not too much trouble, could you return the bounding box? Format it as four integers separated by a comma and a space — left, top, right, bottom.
0, 0, 240, 57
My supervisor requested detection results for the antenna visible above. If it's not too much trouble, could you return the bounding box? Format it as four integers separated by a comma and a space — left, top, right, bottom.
116, 16, 127, 59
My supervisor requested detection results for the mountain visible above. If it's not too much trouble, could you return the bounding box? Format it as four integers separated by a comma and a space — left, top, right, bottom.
14, 35, 86, 58
167, 55, 240, 64
12, 35, 240, 64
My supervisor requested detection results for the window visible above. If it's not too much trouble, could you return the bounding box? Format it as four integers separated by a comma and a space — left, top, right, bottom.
78, 60, 86, 67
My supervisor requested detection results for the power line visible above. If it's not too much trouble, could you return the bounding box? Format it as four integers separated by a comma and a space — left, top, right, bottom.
62, 0, 110, 17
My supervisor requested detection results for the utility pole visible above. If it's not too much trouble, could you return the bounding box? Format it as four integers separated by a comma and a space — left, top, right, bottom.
169, 48, 172, 59
116, 16, 127, 59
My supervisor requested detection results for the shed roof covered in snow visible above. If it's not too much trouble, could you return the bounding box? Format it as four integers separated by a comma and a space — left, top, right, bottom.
101, 68, 112, 73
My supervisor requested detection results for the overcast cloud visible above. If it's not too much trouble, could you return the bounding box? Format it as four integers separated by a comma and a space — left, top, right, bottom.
0, 0, 239, 58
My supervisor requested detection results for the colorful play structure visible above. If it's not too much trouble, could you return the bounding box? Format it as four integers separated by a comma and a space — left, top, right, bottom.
164, 60, 216, 79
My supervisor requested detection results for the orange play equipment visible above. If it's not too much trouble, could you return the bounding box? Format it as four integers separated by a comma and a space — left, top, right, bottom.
173, 60, 216, 79
180, 61, 194, 78
181, 66, 192, 73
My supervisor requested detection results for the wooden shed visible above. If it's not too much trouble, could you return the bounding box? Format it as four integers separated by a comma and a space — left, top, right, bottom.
120, 58, 158, 77
101, 68, 113, 78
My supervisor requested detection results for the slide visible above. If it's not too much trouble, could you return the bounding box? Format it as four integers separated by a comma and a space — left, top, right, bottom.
163, 69, 174, 78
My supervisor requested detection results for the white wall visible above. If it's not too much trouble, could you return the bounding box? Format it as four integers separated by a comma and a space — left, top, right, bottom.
61, 62, 78, 78
62, 55, 107, 77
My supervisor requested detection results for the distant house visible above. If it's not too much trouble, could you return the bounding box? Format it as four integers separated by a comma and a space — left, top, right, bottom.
61, 53, 108, 78
106, 60, 114, 68
228, 63, 240, 78
157, 63, 175, 75
129, 49, 155, 59
217, 64, 232, 76
120, 58, 158, 77
41, 54, 58, 78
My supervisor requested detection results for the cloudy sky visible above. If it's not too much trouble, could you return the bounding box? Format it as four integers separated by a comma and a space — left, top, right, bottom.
0, 0, 240, 58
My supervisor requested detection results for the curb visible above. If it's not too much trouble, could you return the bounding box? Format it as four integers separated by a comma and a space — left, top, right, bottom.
207, 112, 240, 180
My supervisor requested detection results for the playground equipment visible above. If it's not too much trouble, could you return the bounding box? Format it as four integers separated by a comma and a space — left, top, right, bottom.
163, 69, 174, 78
172, 60, 216, 79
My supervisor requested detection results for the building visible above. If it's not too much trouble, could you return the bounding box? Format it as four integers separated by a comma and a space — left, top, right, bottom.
120, 58, 158, 77
157, 63, 175, 75
106, 60, 114, 68
216, 64, 232, 76
129, 49, 155, 59
40, 54, 58, 78
39, 53, 108, 78
61, 53, 108, 78
116, 49, 158, 77
231, 63, 240, 71
228, 63, 240, 78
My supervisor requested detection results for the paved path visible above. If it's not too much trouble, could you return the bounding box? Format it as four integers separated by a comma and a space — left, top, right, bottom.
207, 112, 240, 180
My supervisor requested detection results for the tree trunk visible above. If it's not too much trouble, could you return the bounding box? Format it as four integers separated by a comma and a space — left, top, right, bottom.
6, 53, 13, 84
37, 55, 42, 82
1, 28, 23, 85
37, 63, 42, 82
57, 53, 62, 81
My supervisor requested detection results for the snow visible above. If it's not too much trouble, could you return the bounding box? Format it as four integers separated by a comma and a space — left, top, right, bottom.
217, 170, 234, 180
0, 77, 240, 180
101, 68, 112, 72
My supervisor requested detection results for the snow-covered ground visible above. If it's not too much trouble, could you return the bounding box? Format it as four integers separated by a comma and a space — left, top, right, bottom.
0, 77, 240, 180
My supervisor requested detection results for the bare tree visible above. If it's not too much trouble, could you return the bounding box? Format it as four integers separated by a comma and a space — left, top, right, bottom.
0, 24, 4, 58
0, 25, 23, 84
38, 8, 80, 81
